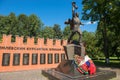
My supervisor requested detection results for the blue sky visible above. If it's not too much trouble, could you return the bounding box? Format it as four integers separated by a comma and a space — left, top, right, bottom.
0, 0, 97, 32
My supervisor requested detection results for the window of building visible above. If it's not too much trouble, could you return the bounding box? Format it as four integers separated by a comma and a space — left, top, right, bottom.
48, 54, 53, 64
13, 53, 20, 66
61, 53, 65, 61
23, 53, 29, 65
2, 53, 10, 66
40, 54, 46, 64
55, 53, 59, 63
32, 53, 38, 65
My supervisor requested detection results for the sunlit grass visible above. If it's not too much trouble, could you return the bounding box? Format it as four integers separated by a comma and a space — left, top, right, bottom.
93, 58, 120, 68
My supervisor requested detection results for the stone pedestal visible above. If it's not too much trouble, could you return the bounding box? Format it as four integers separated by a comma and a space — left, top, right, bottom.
55, 60, 80, 75
64, 43, 85, 60
42, 60, 116, 80
42, 68, 116, 80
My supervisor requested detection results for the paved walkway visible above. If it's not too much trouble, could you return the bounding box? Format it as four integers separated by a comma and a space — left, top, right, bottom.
0, 69, 49, 80
97, 67, 120, 80
0, 67, 119, 80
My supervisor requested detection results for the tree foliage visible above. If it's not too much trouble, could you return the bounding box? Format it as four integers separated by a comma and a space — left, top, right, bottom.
0, 13, 43, 38
82, 0, 120, 59
53, 24, 63, 39
41, 26, 54, 39
63, 25, 71, 39
28, 14, 43, 37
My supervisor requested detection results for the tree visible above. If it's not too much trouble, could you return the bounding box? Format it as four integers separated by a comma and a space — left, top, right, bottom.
53, 24, 63, 39
28, 14, 43, 37
0, 15, 5, 40
63, 25, 71, 39
18, 14, 29, 36
18, 14, 43, 38
0, 16, 6, 35
8, 13, 19, 35
0, 13, 19, 42
82, 0, 120, 63
0, 13, 44, 43
82, 31, 104, 59
41, 26, 54, 39
0, 13, 18, 35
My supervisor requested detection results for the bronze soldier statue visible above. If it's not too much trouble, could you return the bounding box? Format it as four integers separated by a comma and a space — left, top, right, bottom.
65, 2, 83, 44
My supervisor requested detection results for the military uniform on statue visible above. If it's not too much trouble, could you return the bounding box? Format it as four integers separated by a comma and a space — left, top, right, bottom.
65, 2, 83, 44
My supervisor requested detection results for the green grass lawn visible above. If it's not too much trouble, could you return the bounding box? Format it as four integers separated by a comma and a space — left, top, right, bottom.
92, 57, 120, 80
93, 58, 120, 68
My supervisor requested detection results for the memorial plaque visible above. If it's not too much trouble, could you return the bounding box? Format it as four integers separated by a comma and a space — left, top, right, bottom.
32, 53, 38, 65
13, 53, 20, 66
48, 54, 53, 64
55, 54, 59, 63
23, 53, 29, 65
61, 54, 65, 61
2, 53, 10, 66
40, 54, 46, 64
64, 44, 81, 60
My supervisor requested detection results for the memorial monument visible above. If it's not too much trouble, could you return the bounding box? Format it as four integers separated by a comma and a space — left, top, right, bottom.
64, 1, 85, 60
42, 1, 116, 80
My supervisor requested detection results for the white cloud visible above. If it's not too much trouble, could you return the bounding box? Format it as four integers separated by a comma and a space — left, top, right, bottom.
84, 21, 97, 25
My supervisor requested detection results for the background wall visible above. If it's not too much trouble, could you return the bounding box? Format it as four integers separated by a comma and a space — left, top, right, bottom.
0, 34, 67, 72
